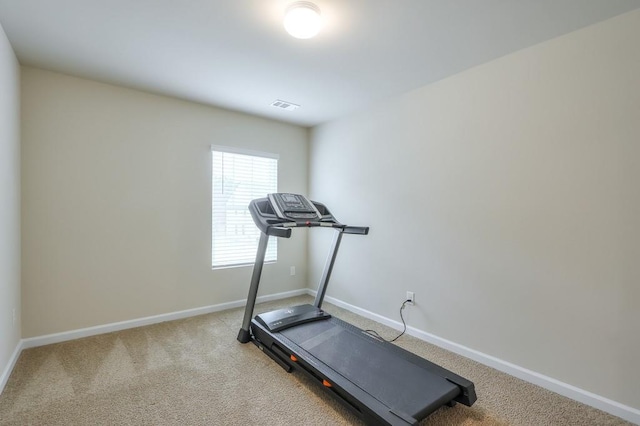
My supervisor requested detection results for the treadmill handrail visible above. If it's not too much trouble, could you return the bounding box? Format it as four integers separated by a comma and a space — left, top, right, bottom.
266, 222, 367, 238
266, 226, 292, 238
343, 226, 369, 235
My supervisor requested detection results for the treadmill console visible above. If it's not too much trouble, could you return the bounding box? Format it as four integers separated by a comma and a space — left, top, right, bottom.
268, 193, 321, 221
248, 193, 367, 238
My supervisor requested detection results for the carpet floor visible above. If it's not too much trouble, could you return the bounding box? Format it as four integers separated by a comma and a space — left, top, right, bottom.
0, 295, 632, 425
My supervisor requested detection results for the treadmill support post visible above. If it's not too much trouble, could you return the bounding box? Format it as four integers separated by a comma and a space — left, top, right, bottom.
237, 231, 269, 343
313, 229, 344, 308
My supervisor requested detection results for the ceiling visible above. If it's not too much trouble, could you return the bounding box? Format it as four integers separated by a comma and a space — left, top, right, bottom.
1, 0, 639, 127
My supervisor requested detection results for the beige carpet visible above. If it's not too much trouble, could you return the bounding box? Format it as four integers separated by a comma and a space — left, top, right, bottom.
0, 296, 632, 425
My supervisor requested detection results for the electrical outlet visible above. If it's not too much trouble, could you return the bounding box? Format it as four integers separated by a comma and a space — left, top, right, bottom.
290, 266, 296, 276
406, 291, 415, 305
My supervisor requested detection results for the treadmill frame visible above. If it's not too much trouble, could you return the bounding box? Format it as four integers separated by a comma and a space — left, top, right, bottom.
236, 196, 476, 425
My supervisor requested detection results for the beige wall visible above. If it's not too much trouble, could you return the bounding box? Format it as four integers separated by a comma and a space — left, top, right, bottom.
0, 23, 20, 381
310, 10, 640, 410
21, 67, 309, 337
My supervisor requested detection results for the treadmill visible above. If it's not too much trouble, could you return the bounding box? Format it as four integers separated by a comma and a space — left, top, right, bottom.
237, 193, 476, 425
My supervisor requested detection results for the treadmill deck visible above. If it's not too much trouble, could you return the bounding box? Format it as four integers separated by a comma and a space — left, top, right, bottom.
251, 314, 475, 424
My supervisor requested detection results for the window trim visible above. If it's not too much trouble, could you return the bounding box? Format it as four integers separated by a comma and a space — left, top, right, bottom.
210, 144, 279, 160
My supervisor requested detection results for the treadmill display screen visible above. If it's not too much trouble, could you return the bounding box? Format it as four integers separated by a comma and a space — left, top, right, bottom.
269, 193, 320, 220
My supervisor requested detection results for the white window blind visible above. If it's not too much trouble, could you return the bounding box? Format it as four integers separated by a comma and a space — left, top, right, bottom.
211, 146, 278, 268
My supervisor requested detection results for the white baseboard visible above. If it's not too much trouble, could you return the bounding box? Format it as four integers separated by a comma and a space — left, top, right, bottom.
0, 340, 24, 395
314, 290, 640, 425
21, 288, 308, 350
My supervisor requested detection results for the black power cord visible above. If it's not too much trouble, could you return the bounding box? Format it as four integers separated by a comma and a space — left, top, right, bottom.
364, 299, 410, 343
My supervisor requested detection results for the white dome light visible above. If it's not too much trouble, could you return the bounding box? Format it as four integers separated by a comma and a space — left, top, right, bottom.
284, 2, 322, 39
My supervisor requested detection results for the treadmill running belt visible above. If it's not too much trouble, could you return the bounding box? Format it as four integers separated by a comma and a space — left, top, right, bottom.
281, 319, 460, 418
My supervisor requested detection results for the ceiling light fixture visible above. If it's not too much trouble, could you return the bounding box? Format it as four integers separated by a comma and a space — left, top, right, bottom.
284, 1, 322, 39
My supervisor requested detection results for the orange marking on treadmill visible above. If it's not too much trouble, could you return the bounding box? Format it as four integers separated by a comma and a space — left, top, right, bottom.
290, 355, 298, 362
322, 380, 332, 387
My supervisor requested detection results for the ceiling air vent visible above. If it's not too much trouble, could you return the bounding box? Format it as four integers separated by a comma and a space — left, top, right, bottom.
271, 99, 300, 111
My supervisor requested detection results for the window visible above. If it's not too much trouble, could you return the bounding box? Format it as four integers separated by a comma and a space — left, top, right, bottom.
211, 146, 278, 268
